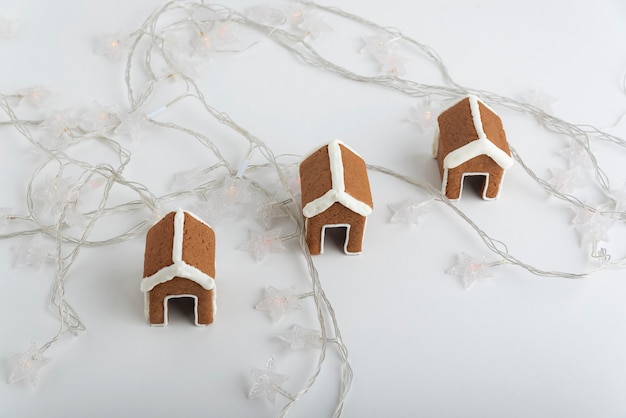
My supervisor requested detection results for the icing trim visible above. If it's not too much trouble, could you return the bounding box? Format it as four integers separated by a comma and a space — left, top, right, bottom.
144, 290, 218, 325
141, 261, 215, 292
442, 95, 513, 170
302, 140, 373, 218
149, 293, 217, 326
307, 219, 366, 255
441, 171, 506, 201
172, 209, 184, 263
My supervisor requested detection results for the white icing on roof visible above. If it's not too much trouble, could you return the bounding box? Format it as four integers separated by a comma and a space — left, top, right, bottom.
141, 209, 215, 293
141, 261, 215, 292
442, 95, 513, 170
302, 139, 373, 218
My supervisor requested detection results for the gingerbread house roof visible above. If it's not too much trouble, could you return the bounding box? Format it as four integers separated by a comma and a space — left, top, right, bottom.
300, 140, 373, 218
141, 209, 215, 293
436, 95, 513, 170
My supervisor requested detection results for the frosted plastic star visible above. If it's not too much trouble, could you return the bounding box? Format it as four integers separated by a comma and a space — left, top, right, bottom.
255, 286, 302, 322
114, 111, 152, 142
277, 324, 323, 350
191, 26, 217, 59
285, 6, 307, 26
560, 141, 594, 169
547, 168, 585, 194
446, 253, 494, 289
238, 228, 285, 261
192, 176, 255, 224
35, 176, 78, 217
79, 104, 120, 132
191, 200, 230, 226
0, 17, 19, 39
408, 101, 440, 134
94, 32, 129, 63
62, 203, 88, 228
14, 234, 56, 269
360, 34, 398, 56
39, 111, 76, 148
15, 86, 52, 107
246, 5, 286, 26
257, 201, 289, 229
211, 176, 253, 206
375, 51, 407, 76
9, 343, 51, 386
298, 13, 332, 40
522, 88, 557, 114
388, 198, 432, 225
575, 212, 614, 247
570, 205, 595, 225
249, 358, 289, 404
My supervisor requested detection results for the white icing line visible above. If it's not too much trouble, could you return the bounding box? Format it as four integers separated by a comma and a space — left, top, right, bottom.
443, 137, 513, 170
442, 171, 505, 201
314, 223, 362, 255
302, 139, 372, 218
441, 96, 513, 170
159, 294, 207, 326
172, 209, 184, 263
328, 140, 346, 193
303, 190, 372, 218
141, 260, 215, 292
468, 95, 486, 139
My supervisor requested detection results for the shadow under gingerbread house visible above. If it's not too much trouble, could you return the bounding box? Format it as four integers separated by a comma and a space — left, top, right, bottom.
434, 95, 513, 200
141, 209, 216, 326
299, 139, 373, 255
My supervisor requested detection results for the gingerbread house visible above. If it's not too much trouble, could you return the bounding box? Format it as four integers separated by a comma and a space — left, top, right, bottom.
434, 95, 513, 200
299, 139, 373, 255
141, 209, 216, 326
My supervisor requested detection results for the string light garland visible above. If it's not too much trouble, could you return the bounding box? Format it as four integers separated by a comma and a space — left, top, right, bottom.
1, 1, 625, 417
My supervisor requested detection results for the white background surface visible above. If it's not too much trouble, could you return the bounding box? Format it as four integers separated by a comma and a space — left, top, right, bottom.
1, 1, 626, 417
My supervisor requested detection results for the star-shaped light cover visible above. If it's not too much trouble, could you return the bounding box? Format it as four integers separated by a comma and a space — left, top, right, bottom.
408, 101, 440, 135
560, 140, 594, 169
360, 34, 398, 56
256, 201, 290, 230
8, 343, 51, 386
34, 175, 78, 219
277, 324, 323, 350
79, 103, 120, 132
522, 88, 557, 114
114, 111, 152, 142
255, 286, 302, 322
14, 234, 56, 269
246, 5, 286, 27
446, 253, 494, 289
547, 168, 585, 194
94, 32, 130, 63
15, 86, 52, 107
375, 51, 407, 76
192, 176, 255, 225
297, 13, 332, 40
388, 198, 432, 226
249, 358, 289, 404
39, 111, 76, 149
571, 206, 614, 247
238, 228, 285, 262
